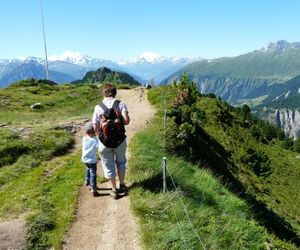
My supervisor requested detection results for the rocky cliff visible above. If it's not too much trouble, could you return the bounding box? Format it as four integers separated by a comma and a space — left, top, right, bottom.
263, 108, 300, 139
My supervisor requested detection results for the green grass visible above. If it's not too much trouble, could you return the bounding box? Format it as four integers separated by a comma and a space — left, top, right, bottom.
194, 96, 300, 238
147, 84, 300, 244
0, 80, 104, 248
126, 83, 300, 249
127, 115, 296, 249
0, 129, 30, 167
0, 144, 84, 249
0, 79, 142, 249
0, 81, 102, 125
22, 153, 84, 249
0, 127, 83, 249
0, 127, 74, 185
27, 153, 84, 249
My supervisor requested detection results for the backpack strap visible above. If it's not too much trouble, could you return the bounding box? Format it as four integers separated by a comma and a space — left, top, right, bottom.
112, 100, 124, 124
99, 102, 108, 112
99, 100, 121, 120
112, 100, 121, 111
99, 100, 120, 111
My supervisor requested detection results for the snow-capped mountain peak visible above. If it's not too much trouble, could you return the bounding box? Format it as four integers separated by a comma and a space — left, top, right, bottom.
138, 51, 163, 62
118, 51, 163, 65
18, 56, 43, 64
48, 50, 92, 65
118, 51, 198, 65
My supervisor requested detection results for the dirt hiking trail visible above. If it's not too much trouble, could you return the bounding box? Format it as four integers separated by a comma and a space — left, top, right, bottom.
63, 87, 156, 250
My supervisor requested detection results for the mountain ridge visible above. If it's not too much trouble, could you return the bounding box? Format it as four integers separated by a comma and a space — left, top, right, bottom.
162, 40, 300, 104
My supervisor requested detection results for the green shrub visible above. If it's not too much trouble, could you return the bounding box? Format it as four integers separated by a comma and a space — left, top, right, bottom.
294, 138, 300, 153
239, 146, 271, 177
0, 129, 30, 167
0, 143, 30, 167
250, 125, 262, 140
261, 124, 278, 142
282, 137, 294, 150
215, 105, 233, 126
205, 93, 216, 98
241, 104, 251, 115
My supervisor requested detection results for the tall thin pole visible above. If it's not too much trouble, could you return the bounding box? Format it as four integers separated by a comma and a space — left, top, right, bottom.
40, 0, 49, 80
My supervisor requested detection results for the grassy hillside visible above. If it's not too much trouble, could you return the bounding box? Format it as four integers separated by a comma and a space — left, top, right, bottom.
0, 79, 104, 248
127, 77, 299, 249
0, 79, 102, 125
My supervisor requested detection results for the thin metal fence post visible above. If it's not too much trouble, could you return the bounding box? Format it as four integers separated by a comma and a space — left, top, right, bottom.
163, 109, 167, 154
162, 109, 167, 192
163, 157, 167, 192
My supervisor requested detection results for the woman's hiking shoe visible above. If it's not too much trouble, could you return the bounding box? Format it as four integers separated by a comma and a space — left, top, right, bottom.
110, 189, 118, 200
119, 184, 128, 194
91, 189, 100, 197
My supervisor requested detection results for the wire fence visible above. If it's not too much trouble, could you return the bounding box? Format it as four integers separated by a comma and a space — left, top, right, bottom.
165, 183, 189, 250
162, 108, 206, 250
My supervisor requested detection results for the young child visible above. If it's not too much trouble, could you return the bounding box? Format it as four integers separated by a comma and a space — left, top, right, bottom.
82, 121, 99, 196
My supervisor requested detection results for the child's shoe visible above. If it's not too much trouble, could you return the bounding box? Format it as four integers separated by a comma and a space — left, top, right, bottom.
110, 189, 118, 200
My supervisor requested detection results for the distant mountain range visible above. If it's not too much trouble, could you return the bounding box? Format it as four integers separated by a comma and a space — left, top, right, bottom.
163, 40, 300, 105
0, 51, 197, 88
118, 52, 199, 82
0, 58, 76, 86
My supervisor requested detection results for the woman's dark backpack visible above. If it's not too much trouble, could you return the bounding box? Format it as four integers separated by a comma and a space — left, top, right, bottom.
99, 100, 126, 148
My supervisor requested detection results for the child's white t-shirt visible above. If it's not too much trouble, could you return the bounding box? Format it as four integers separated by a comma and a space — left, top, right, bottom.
81, 135, 99, 164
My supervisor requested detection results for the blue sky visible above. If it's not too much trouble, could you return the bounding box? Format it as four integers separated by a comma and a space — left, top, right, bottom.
1, 0, 300, 60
